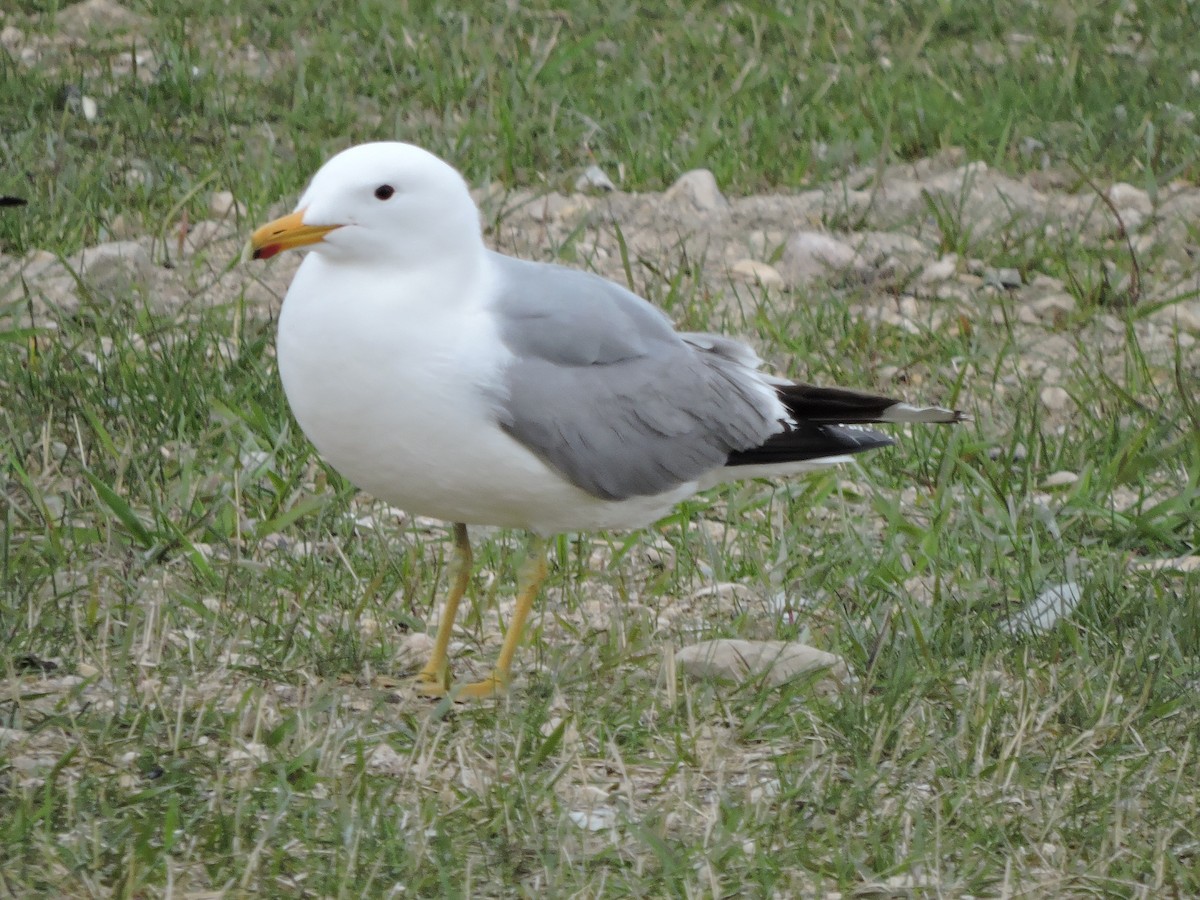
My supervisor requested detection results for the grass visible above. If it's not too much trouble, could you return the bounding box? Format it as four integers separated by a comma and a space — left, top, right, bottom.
5, 0, 1200, 254
2, 0, 1199, 896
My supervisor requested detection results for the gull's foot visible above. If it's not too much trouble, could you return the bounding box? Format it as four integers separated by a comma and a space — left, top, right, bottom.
411, 669, 506, 701
412, 667, 451, 698
450, 675, 507, 700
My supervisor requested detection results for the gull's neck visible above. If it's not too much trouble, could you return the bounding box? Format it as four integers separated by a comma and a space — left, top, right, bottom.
310, 236, 492, 317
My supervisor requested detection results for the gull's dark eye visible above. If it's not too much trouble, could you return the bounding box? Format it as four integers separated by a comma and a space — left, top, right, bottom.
374, 184, 395, 201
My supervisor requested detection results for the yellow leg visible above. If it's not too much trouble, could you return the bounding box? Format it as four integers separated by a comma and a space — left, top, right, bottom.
413, 523, 471, 696
451, 536, 549, 700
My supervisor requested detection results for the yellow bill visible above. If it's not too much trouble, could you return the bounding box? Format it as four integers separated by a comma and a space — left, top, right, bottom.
247, 209, 340, 261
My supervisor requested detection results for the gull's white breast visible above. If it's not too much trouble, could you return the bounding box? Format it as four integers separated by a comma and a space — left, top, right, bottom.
275, 254, 694, 534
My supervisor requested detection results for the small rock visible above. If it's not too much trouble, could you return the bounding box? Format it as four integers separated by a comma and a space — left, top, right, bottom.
73, 240, 152, 291
676, 639, 848, 689
663, 169, 728, 213
10, 755, 51, 774
1025, 333, 1078, 366
987, 442, 1027, 462
1028, 273, 1066, 293
1149, 302, 1200, 334
1041, 471, 1079, 489
182, 219, 233, 253
778, 231, 865, 284
1002, 581, 1083, 635
106, 213, 139, 239
61, 85, 88, 119
730, 258, 783, 287
1029, 292, 1076, 323
852, 231, 930, 263
1107, 182, 1152, 216
42, 494, 65, 520
227, 742, 269, 766
688, 582, 755, 606
1019, 136, 1047, 164
934, 282, 975, 303
744, 228, 788, 259
568, 806, 618, 831
1130, 555, 1200, 574
918, 254, 958, 285
1039, 385, 1072, 413
209, 190, 244, 219
984, 267, 1023, 289
123, 161, 154, 189
367, 742, 406, 775
0, 727, 29, 745
19, 249, 63, 280
57, 0, 152, 37
574, 165, 615, 193
394, 632, 434, 671
527, 192, 571, 223
641, 538, 676, 569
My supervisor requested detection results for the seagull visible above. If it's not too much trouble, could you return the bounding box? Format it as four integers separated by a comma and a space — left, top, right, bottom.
248, 142, 965, 699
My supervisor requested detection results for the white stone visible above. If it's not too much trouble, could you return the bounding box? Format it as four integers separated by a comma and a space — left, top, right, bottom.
123, 164, 152, 189
1002, 582, 1083, 635
852, 231, 930, 263
918, 255, 958, 285
526, 192, 570, 223
1028, 273, 1066, 292
183, 219, 233, 253
985, 267, 1023, 289
568, 807, 618, 831
1107, 182, 1152, 215
574, 165, 615, 193
395, 632, 434, 670
57, 0, 152, 37
1039, 385, 1072, 412
676, 639, 848, 689
1150, 302, 1200, 334
209, 190, 244, 219
0, 727, 28, 745
1029, 293, 1076, 322
73, 240, 152, 290
19, 249, 65, 280
730, 258, 783, 287
1041, 471, 1079, 489
1017, 305, 1040, 325
663, 169, 728, 213
1026, 333, 1078, 365
366, 742, 406, 775
779, 230, 864, 283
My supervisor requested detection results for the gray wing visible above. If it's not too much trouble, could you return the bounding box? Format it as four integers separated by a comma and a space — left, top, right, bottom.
489, 253, 782, 501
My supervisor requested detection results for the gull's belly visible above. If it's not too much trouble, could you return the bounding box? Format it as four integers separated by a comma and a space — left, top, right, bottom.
280, 357, 689, 532
276, 271, 691, 534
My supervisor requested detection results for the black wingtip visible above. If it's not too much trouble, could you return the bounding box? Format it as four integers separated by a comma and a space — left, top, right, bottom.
726, 423, 893, 467
0, 196, 27, 208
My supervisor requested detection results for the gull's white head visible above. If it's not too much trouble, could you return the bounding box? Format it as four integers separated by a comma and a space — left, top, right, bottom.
249, 142, 483, 266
